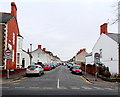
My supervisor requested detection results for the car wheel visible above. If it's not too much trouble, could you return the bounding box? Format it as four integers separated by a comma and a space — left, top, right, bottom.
71, 71, 74, 74
26, 73, 28, 77
79, 72, 82, 75
42, 71, 44, 75
38, 72, 41, 77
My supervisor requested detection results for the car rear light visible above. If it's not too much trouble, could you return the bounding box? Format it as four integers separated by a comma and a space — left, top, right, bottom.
79, 70, 82, 72
36, 66, 39, 68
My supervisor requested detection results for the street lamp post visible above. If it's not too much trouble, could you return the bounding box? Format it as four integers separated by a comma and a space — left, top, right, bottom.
85, 59, 86, 76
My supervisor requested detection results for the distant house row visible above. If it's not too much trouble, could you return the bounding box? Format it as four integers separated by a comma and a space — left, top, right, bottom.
30, 45, 61, 64
0, 2, 61, 70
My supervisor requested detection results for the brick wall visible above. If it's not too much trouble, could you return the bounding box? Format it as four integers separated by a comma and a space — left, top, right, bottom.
0, 68, 26, 77
82, 65, 100, 75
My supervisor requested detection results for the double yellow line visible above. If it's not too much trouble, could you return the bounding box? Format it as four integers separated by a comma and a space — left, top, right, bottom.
80, 76, 94, 84
11, 77, 28, 83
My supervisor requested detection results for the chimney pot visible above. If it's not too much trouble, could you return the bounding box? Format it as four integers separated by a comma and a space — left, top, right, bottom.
38, 45, 42, 49
83, 48, 86, 52
43, 48, 46, 51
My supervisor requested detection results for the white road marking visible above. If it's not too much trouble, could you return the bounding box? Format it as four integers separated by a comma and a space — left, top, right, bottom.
59, 86, 67, 89
104, 88, 113, 90
57, 79, 60, 89
93, 87, 104, 90
15, 87, 25, 89
81, 86, 92, 90
2, 87, 9, 89
29, 87, 40, 89
13, 83, 20, 85
70, 86, 80, 90
42, 87, 53, 90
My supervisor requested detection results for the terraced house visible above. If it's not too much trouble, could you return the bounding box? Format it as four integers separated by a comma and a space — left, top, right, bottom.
0, 2, 31, 71
0, 2, 19, 69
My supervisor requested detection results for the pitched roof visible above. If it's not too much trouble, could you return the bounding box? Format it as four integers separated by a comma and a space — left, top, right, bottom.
86, 52, 92, 57
17, 34, 24, 38
22, 49, 32, 58
0, 13, 14, 23
106, 33, 120, 44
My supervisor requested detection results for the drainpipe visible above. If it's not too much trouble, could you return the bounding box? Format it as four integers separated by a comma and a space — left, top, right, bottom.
118, 43, 120, 76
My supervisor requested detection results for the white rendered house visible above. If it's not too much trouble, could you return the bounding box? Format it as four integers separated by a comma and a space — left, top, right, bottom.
87, 23, 120, 75
16, 34, 31, 68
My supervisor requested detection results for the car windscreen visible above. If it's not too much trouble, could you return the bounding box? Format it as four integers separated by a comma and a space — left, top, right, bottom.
68, 64, 72, 66
73, 66, 81, 69
44, 65, 50, 67
28, 66, 36, 70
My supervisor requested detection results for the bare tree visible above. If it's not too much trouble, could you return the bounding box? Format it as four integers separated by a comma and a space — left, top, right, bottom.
111, 1, 120, 25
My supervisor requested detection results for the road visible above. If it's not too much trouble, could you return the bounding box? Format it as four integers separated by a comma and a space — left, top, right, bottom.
1, 65, 119, 96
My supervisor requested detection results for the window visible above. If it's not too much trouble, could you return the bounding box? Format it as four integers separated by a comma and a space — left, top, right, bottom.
17, 53, 20, 64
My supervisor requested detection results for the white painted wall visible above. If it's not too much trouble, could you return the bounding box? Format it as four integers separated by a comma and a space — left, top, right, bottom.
21, 50, 30, 68
92, 34, 119, 74
31, 49, 50, 63
85, 55, 93, 65
75, 51, 88, 64
31, 49, 61, 64
16, 35, 23, 66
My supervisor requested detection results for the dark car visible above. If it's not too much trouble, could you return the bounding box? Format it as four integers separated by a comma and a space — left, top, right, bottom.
71, 65, 82, 75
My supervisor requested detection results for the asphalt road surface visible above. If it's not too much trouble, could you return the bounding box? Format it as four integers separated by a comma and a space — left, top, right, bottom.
1, 65, 119, 96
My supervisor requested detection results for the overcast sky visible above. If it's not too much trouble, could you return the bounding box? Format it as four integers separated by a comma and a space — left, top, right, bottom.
0, 0, 118, 61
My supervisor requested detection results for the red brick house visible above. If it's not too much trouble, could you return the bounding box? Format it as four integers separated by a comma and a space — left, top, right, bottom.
0, 2, 19, 69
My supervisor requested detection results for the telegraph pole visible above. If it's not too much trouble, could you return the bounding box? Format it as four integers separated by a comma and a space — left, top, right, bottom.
94, 53, 100, 81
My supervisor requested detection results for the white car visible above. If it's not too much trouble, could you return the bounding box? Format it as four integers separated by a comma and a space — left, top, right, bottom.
26, 65, 44, 76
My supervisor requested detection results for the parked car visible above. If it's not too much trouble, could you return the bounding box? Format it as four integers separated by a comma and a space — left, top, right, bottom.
26, 65, 44, 76
67, 63, 73, 68
42, 64, 52, 70
70, 66, 73, 71
51, 64, 57, 69
71, 65, 82, 75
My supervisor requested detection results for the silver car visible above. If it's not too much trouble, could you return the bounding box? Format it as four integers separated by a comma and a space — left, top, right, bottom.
26, 65, 44, 76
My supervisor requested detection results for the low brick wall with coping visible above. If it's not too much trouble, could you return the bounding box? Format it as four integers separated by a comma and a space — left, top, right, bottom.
81, 65, 100, 75
0, 68, 26, 77
81, 64, 120, 82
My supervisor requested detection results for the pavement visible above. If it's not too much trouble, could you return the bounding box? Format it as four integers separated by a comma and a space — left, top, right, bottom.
0, 72, 26, 84
82, 72, 119, 88
0, 70, 119, 88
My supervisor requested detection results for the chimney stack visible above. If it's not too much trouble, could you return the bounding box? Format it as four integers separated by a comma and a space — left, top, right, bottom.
100, 23, 108, 35
30, 44, 32, 52
11, 2, 17, 18
43, 48, 46, 52
82, 48, 86, 52
38, 45, 42, 49
27, 48, 29, 53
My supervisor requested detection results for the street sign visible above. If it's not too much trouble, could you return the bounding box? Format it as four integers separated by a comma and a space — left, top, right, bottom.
94, 53, 100, 64
4, 48, 12, 59
94, 53, 100, 59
